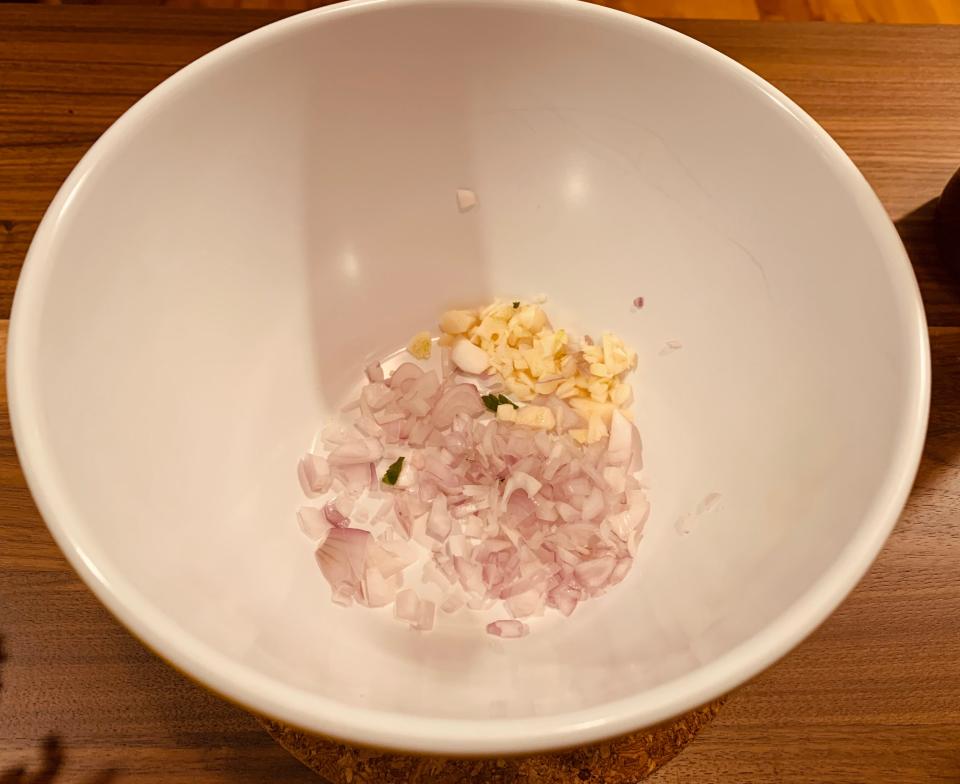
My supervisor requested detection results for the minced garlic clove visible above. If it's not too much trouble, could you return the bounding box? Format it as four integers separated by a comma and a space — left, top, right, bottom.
407, 331, 433, 360
439, 309, 478, 335
611, 382, 633, 407
450, 337, 489, 374
515, 405, 556, 430
587, 412, 609, 443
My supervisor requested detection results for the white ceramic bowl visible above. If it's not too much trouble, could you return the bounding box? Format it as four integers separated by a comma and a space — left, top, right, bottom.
8, 0, 929, 756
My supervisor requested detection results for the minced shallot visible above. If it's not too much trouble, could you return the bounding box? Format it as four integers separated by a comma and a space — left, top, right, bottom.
298, 326, 649, 638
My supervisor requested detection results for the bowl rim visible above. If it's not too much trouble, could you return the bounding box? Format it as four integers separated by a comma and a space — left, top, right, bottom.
7, 0, 931, 756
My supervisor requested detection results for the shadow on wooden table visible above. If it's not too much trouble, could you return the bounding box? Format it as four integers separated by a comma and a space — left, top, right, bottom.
0, 735, 118, 784
894, 197, 960, 491
895, 197, 960, 327
0, 636, 119, 784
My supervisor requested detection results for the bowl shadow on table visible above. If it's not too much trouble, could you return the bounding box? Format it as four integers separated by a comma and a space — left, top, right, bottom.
893, 197, 960, 489
0, 636, 118, 784
895, 197, 960, 328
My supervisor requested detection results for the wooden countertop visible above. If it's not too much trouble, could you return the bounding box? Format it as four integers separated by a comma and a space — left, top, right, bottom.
1, 6, 959, 782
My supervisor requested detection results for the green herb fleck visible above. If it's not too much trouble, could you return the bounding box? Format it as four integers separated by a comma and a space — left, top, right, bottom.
381, 456, 404, 486
482, 393, 519, 412
512, 301, 520, 308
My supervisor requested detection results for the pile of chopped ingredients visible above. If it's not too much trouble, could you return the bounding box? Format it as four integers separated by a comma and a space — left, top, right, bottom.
297, 300, 649, 638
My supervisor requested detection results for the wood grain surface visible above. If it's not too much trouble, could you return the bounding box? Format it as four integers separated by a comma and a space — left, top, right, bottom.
590, 0, 960, 23
1, 6, 959, 783
40, 0, 960, 24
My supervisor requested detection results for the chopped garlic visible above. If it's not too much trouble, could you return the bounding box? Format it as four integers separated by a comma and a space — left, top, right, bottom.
587, 412, 608, 442
407, 331, 432, 360
589, 362, 612, 378
534, 379, 562, 396
587, 378, 610, 403
555, 378, 579, 399
451, 337, 489, 374
439, 309, 478, 335
410, 298, 637, 442
515, 405, 556, 430
582, 345, 603, 363
610, 382, 632, 407
496, 404, 517, 422
516, 305, 548, 333
569, 397, 617, 426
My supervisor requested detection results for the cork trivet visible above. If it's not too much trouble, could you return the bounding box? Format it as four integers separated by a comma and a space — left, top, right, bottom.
260, 699, 723, 784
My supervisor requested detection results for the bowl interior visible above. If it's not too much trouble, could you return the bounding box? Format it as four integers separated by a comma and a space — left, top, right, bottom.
10, 0, 927, 753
